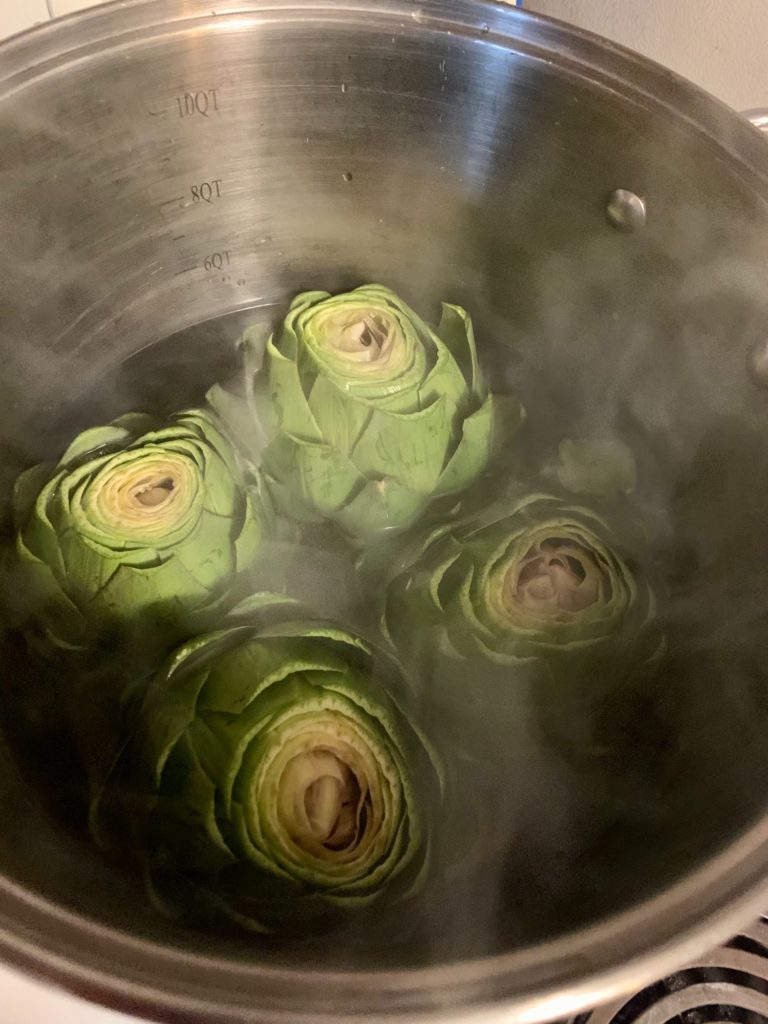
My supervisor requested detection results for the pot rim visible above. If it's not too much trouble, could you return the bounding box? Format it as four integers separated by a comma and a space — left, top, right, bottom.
1, 2, 768, 1022
3, 814, 768, 1023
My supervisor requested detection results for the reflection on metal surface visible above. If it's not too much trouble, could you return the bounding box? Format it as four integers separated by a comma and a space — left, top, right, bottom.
747, 339, 768, 388
744, 109, 768, 136
606, 190, 647, 233
571, 917, 768, 1024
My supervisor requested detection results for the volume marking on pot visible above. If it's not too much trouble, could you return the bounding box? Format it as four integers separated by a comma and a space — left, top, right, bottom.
176, 89, 221, 119
191, 179, 224, 204
158, 195, 186, 211
203, 251, 231, 272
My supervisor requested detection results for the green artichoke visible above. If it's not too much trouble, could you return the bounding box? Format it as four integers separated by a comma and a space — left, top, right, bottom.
384, 493, 657, 663
378, 492, 661, 757
254, 285, 504, 540
125, 594, 442, 932
12, 410, 266, 654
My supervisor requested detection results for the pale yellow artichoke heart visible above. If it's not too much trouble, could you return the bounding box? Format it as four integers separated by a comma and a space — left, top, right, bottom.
502, 534, 609, 622
280, 748, 367, 854
311, 305, 408, 377
87, 452, 198, 540
264, 710, 399, 871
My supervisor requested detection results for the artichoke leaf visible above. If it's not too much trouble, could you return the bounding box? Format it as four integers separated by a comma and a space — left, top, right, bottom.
548, 438, 637, 499
20, 480, 68, 574
436, 302, 481, 397
417, 333, 473, 411
349, 395, 456, 493
195, 676, 331, 814
231, 499, 264, 570
226, 592, 302, 621
59, 425, 135, 468
111, 412, 158, 436
265, 336, 324, 443
157, 732, 236, 871
91, 560, 216, 623
333, 478, 427, 540
264, 432, 365, 515
435, 394, 495, 497
201, 636, 355, 714
306, 373, 372, 457
181, 409, 248, 474
144, 668, 213, 786
13, 463, 55, 526
260, 471, 321, 524
169, 510, 237, 590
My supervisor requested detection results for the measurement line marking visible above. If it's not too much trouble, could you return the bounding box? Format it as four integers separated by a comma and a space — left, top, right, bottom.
175, 266, 197, 277
172, 234, 186, 241
159, 195, 185, 210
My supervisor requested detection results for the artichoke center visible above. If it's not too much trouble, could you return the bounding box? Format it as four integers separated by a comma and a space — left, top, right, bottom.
327, 309, 397, 365
507, 537, 607, 615
282, 748, 366, 853
87, 451, 198, 541
355, 314, 389, 353
133, 476, 176, 509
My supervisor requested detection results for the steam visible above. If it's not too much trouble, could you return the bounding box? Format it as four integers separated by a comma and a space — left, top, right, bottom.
2, 59, 768, 979
5, 240, 768, 968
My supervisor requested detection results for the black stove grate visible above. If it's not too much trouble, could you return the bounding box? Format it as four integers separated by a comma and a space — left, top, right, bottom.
573, 919, 768, 1024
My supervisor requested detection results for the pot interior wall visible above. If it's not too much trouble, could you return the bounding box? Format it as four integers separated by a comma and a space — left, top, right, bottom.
2, 3, 768, 975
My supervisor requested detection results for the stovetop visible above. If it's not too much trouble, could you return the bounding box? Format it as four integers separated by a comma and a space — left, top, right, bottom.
573, 919, 768, 1024
0, 0, 766, 1022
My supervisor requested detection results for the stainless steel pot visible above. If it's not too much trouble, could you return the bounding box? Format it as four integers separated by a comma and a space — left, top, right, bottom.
2, 2, 768, 1022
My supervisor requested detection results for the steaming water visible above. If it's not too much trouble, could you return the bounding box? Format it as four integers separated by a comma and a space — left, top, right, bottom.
4, 302, 768, 969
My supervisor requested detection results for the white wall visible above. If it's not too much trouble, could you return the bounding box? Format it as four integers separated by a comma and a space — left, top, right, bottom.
525, 0, 768, 112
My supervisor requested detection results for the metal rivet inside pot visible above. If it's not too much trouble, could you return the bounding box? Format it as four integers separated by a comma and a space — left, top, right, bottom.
747, 339, 768, 387
607, 189, 647, 232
